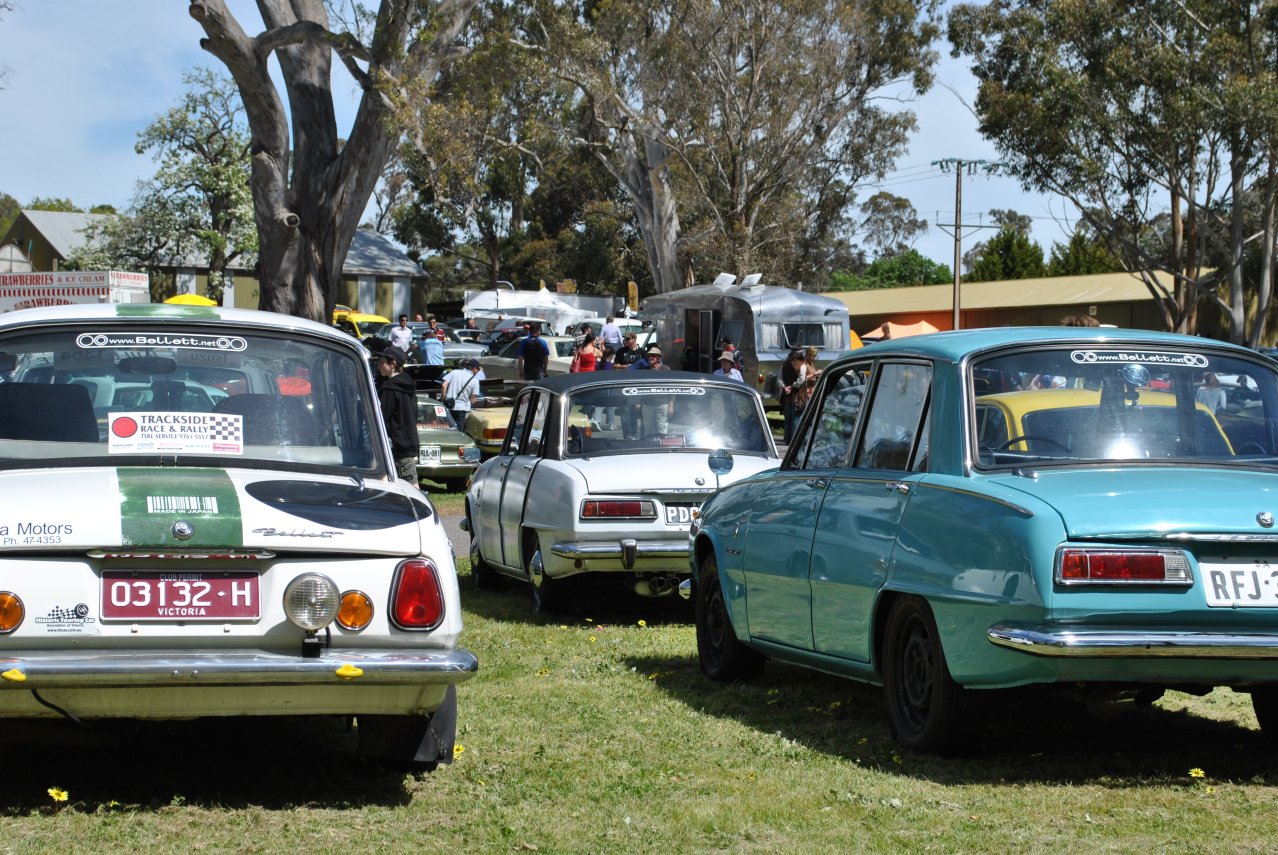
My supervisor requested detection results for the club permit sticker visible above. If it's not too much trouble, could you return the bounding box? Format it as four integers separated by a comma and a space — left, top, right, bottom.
108, 412, 244, 455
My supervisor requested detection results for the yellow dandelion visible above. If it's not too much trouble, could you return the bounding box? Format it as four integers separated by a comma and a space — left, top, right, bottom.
857, 737, 868, 745
454, 744, 466, 757
829, 700, 842, 709
647, 673, 659, 681
892, 755, 903, 764
637, 619, 648, 628
47, 787, 68, 802
1189, 768, 1206, 779
588, 636, 597, 643
1205, 786, 1216, 794
560, 625, 568, 630
585, 618, 594, 623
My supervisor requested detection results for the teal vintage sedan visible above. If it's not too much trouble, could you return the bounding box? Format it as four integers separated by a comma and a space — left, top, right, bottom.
690, 326, 1278, 753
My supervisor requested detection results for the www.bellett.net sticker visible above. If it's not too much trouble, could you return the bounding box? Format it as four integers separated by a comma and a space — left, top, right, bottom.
108, 412, 243, 455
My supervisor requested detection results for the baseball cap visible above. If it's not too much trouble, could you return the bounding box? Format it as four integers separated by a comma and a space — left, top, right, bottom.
381, 345, 409, 366
464, 358, 481, 369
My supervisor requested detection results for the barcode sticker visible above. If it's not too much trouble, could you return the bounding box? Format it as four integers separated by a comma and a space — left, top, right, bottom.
146, 496, 220, 514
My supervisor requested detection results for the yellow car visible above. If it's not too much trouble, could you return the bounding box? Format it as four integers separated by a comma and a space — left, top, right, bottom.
332, 306, 391, 340
974, 387, 1234, 460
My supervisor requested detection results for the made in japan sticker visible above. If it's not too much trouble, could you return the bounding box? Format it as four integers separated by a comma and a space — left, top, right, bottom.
108, 412, 243, 456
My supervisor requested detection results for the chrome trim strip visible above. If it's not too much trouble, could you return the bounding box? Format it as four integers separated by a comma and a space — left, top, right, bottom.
988, 624, 1278, 658
0, 648, 478, 688
551, 540, 689, 560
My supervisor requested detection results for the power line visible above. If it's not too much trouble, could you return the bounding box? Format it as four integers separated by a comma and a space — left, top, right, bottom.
931, 158, 1006, 330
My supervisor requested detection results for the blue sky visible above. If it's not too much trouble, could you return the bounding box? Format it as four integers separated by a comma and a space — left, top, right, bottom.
0, 0, 1074, 272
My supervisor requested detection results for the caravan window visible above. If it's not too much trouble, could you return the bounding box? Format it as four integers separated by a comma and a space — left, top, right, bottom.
760, 322, 845, 351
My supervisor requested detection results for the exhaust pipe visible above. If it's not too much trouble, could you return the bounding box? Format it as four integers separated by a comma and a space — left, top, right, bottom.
1085, 687, 1165, 721
634, 574, 680, 597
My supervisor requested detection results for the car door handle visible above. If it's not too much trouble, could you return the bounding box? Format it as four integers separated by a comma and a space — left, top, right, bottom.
523, 463, 536, 470
805, 478, 827, 489
884, 481, 911, 494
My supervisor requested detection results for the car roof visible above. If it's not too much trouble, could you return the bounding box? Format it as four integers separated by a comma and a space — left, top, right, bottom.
845, 326, 1258, 364
521, 369, 760, 394
0, 302, 358, 347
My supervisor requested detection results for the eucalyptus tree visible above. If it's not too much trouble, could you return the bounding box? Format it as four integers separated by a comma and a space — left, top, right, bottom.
550, 0, 940, 292
949, 0, 1278, 343
187, 0, 478, 321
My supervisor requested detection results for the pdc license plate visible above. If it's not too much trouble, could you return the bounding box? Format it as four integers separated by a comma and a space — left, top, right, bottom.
1200, 558, 1278, 607
419, 445, 441, 464
664, 503, 699, 527
102, 571, 260, 620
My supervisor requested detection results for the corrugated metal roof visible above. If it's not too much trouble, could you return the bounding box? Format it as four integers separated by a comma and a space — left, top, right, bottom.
828, 270, 1169, 314
343, 228, 425, 276
19, 210, 114, 259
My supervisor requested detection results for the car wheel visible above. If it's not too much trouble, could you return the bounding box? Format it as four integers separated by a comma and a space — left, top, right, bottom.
696, 553, 764, 681
1252, 687, 1278, 739
882, 595, 977, 754
469, 533, 502, 590
527, 534, 569, 613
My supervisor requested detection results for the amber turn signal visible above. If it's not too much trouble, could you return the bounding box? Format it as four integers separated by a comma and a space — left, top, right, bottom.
336, 590, 374, 631
0, 592, 24, 634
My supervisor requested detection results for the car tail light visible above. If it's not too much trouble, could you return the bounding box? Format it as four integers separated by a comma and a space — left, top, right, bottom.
336, 590, 374, 631
0, 592, 23, 633
391, 559, 444, 629
1056, 548, 1192, 585
482, 427, 506, 442
580, 499, 657, 519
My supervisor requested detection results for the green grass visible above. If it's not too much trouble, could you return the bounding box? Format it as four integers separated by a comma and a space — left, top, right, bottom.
4, 562, 1278, 853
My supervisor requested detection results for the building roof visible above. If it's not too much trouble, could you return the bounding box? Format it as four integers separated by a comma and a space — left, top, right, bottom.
828, 270, 1171, 315
17, 210, 114, 260
343, 228, 426, 277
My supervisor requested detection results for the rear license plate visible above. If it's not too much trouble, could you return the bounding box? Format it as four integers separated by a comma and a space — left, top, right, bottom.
664, 503, 698, 526
101, 571, 260, 620
1200, 559, 1278, 607
419, 445, 441, 464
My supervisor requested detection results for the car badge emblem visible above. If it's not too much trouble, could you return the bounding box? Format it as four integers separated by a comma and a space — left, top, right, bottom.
695, 477, 705, 486
1259, 512, 1274, 529
172, 521, 195, 541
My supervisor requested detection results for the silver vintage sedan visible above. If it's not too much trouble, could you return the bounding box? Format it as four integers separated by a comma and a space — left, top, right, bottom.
463, 371, 779, 611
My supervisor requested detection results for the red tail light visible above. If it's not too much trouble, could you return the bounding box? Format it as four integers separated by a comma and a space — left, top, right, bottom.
1057, 548, 1191, 585
391, 559, 444, 629
580, 499, 656, 519
482, 427, 506, 441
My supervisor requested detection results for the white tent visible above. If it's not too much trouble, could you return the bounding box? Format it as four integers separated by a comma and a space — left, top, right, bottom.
466, 287, 593, 334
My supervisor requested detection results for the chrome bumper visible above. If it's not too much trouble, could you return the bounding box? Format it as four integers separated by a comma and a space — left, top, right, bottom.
0, 648, 479, 688
551, 538, 690, 571
988, 624, 1278, 659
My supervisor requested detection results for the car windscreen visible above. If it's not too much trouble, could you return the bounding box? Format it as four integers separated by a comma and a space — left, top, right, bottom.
0, 325, 383, 475
562, 383, 770, 456
971, 345, 1278, 467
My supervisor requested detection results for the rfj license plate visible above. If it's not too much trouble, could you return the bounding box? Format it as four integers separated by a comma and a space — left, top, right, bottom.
1200, 558, 1278, 607
101, 571, 260, 620
419, 445, 442, 464
664, 503, 699, 526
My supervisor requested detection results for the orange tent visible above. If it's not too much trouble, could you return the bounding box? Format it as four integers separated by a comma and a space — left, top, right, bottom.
861, 320, 939, 341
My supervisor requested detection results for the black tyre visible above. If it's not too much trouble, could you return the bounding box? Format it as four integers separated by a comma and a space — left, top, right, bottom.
1252, 686, 1278, 740
696, 553, 765, 681
469, 533, 502, 590
882, 595, 977, 754
527, 534, 569, 613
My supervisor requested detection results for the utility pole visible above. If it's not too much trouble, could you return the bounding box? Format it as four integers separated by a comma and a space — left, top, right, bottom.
933, 159, 1004, 330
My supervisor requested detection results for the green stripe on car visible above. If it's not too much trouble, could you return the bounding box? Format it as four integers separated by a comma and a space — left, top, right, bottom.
118, 467, 243, 547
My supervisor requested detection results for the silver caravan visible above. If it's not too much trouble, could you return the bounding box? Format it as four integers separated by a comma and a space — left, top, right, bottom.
640, 274, 854, 403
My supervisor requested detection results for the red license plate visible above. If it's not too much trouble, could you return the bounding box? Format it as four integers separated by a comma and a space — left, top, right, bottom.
101, 571, 260, 620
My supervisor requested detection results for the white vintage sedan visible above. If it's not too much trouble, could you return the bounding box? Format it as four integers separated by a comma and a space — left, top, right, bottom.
0, 303, 476, 769
463, 371, 779, 611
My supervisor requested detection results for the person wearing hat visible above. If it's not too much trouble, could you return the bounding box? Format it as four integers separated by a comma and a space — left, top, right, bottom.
440, 358, 483, 427
629, 344, 670, 371
712, 350, 744, 382
375, 345, 420, 481
780, 348, 806, 444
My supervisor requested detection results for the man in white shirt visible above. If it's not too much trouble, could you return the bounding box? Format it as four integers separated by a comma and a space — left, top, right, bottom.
440, 359, 482, 426
712, 351, 744, 382
389, 314, 415, 360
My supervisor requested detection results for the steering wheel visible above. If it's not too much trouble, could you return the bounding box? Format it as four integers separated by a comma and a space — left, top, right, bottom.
1235, 441, 1269, 455
997, 435, 1072, 454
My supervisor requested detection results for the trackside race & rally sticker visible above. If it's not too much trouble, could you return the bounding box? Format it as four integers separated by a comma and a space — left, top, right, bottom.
109, 412, 244, 455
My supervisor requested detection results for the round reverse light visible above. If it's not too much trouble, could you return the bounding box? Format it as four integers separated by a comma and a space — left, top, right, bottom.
0, 592, 23, 634
337, 590, 374, 631
282, 574, 339, 631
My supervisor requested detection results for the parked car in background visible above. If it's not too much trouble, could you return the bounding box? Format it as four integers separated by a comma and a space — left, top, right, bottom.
0, 303, 476, 768
691, 326, 1278, 754
479, 335, 576, 381
365, 322, 488, 364
332, 305, 392, 340
415, 394, 482, 490
465, 372, 779, 611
